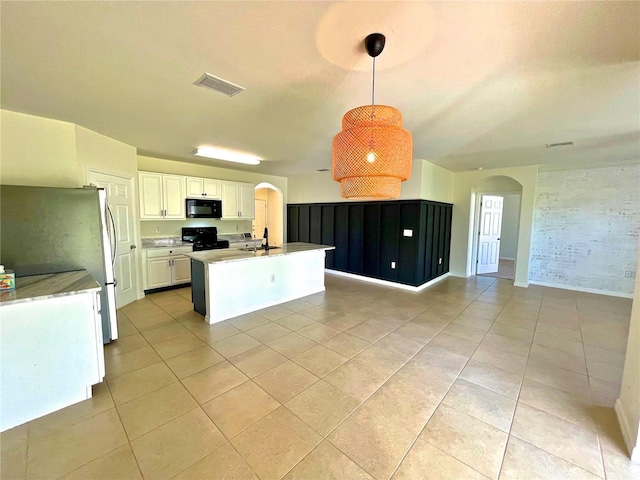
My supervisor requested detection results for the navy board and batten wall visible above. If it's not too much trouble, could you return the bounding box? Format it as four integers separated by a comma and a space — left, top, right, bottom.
287, 200, 453, 287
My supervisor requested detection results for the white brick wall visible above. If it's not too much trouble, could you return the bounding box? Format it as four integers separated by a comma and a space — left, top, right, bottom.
530, 164, 640, 295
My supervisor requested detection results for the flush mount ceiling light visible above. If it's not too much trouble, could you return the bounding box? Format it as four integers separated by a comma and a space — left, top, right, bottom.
545, 141, 575, 148
194, 147, 261, 165
332, 33, 413, 199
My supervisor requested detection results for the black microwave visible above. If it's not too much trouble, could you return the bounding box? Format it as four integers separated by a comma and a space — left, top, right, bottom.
186, 198, 222, 218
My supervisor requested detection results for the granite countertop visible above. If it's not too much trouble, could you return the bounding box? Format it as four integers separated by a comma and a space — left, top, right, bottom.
141, 237, 188, 249
218, 233, 250, 243
186, 242, 335, 265
218, 234, 262, 247
0, 270, 101, 307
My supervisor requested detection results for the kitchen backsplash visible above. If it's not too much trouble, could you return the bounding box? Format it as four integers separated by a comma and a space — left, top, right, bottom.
140, 219, 253, 238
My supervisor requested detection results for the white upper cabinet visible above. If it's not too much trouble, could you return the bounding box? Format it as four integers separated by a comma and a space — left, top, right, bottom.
239, 183, 255, 219
221, 181, 240, 219
162, 175, 186, 219
139, 172, 254, 221
186, 177, 221, 199
139, 172, 164, 219
138, 172, 185, 220
221, 181, 255, 219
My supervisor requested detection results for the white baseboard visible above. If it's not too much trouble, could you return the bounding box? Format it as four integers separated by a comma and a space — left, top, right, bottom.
514, 282, 529, 288
325, 269, 450, 292
528, 280, 633, 299
615, 398, 640, 463
499, 257, 515, 261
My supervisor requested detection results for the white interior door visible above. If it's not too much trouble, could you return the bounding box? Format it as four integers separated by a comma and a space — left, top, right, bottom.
88, 171, 138, 307
253, 199, 267, 239
477, 195, 503, 274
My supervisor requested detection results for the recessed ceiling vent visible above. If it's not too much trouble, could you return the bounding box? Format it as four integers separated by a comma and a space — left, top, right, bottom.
545, 141, 574, 149
194, 73, 244, 97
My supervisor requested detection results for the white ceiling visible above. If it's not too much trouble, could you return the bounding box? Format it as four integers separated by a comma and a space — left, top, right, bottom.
2, 1, 639, 175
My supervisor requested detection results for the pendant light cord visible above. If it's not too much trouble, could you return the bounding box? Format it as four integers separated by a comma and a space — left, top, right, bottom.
371, 56, 376, 106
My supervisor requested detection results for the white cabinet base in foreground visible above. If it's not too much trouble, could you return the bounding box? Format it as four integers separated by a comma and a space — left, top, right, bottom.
203, 250, 327, 324
0, 293, 104, 431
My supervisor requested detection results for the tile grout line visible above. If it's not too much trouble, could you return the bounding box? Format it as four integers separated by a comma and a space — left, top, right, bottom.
275, 287, 481, 479
73, 280, 626, 480
299, 277, 503, 479
385, 277, 518, 480
165, 301, 329, 480
156, 279, 503, 478
494, 287, 542, 478
119, 291, 265, 478
50, 382, 145, 480
576, 300, 609, 479
506, 291, 610, 479
105, 379, 146, 480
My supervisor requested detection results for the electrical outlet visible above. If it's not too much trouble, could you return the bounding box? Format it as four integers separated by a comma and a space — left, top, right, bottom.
270, 274, 275, 283
391, 261, 396, 269
625, 270, 635, 279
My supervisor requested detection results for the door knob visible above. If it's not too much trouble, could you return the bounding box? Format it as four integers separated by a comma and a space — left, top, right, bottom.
130, 244, 137, 249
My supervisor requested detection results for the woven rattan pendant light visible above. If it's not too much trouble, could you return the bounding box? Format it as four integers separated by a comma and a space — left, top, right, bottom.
332, 33, 413, 199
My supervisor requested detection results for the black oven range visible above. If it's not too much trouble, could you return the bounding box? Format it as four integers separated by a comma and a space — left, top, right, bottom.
181, 227, 229, 251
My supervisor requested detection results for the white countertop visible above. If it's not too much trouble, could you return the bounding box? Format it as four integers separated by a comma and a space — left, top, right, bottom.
0, 270, 101, 306
186, 242, 335, 265
141, 237, 188, 249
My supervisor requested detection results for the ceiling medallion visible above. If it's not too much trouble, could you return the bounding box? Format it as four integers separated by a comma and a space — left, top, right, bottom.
332, 33, 413, 199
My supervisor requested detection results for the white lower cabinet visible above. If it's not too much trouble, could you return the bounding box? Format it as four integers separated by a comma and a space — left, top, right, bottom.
0, 290, 104, 431
172, 256, 192, 284
143, 246, 193, 290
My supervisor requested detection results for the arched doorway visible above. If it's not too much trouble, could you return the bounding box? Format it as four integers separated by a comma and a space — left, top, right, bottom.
253, 182, 284, 247
470, 175, 523, 281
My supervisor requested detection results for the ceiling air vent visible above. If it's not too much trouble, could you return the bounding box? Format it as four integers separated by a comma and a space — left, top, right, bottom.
545, 141, 574, 149
194, 73, 244, 97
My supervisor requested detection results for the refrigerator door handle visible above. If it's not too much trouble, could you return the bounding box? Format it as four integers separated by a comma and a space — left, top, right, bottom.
106, 202, 117, 270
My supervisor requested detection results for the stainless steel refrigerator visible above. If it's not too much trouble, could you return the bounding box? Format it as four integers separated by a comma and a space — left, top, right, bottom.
0, 185, 118, 343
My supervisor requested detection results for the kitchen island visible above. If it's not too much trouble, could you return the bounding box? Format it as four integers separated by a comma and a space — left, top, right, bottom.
0, 270, 105, 431
187, 243, 335, 324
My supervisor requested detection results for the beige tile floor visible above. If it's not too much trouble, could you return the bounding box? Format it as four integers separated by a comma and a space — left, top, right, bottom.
478, 259, 515, 280
2, 274, 639, 480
